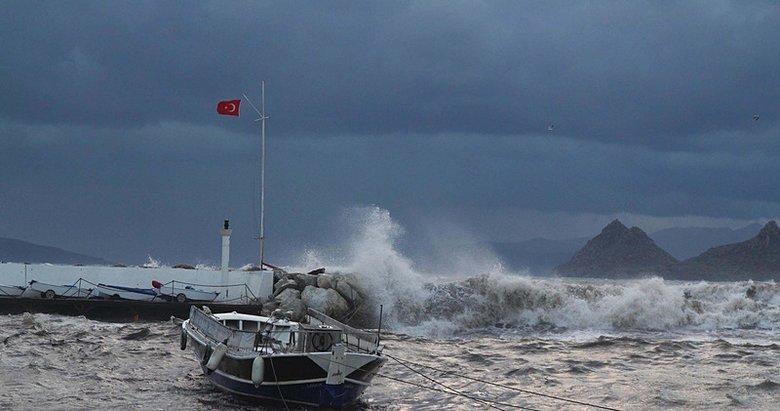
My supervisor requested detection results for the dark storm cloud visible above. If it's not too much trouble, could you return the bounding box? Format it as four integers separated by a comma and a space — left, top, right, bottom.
2, 2, 778, 147
2, 1, 779, 264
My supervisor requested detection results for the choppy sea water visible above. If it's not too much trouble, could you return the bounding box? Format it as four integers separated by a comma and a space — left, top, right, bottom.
1, 275, 779, 410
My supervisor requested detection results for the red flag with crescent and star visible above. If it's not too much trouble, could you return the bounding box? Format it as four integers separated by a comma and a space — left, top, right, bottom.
216, 99, 241, 116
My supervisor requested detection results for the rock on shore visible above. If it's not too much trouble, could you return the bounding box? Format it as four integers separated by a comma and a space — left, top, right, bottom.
264, 269, 366, 322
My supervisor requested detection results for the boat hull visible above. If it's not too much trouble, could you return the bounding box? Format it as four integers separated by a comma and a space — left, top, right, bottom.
202, 364, 370, 408
184, 308, 386, 408
0, 285, 25, 297
155, 286, 219, 302
27, 281, 92, 299
188, 335, 385, 408
94, 284, 159, 301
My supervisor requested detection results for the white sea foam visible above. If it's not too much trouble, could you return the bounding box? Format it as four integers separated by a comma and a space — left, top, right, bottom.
289, 206, 780, 337
290, 206, 429, 327
428, 273, 780, 335
141, 255, 163, 268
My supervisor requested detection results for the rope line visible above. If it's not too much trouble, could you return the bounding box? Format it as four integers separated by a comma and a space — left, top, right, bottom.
375, 372, 542, 411
385, 353, 622, 411
281, 349, 541, 410
382, 355, 544, 410
389, 353, 509, 411
268, 355, 290, 411
249, 342, 614, 411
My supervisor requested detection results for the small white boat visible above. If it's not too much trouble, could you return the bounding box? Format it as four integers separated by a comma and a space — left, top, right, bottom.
0, 284, 26, 297
28, 280, 92, 299
182, 306, 386, 408
93, 283, 160, 301
152, 281, 219, 303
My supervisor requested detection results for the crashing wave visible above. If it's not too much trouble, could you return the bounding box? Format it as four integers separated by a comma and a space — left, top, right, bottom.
289, 206, 780, 336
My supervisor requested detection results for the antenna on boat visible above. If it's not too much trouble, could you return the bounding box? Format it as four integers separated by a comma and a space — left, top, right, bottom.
242, 81, 268, 269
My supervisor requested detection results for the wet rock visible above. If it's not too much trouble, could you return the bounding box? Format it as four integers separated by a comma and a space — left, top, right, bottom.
273, 279, 298, 297
301, 286, 349, 319
335, 280, 362, 307
316, 274, 334, 289
278, 297, 307, 322
292, 273, 318, 289
274, 288, 301, 306
261, 301, 279, 316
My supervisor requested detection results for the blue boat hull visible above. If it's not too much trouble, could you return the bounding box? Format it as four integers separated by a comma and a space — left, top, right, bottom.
203, 364, 370, 408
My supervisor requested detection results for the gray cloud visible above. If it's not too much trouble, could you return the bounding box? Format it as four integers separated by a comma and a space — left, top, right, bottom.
3, 2, 778, 143
1, 1, 779, 265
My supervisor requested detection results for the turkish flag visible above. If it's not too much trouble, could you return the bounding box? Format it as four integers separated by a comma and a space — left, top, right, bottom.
216, 99, 241, 116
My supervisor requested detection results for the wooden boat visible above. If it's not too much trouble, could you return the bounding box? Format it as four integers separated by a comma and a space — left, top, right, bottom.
181, 306, 386, 408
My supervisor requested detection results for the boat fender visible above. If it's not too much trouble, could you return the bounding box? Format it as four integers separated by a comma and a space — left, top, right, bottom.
201, 344, 213, 366
251, 356, 264, 386
180, 328, 187, 350
206, 343, 228, 372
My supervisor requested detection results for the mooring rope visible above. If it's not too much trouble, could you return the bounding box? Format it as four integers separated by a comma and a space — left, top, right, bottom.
387, 354, 533, 411
284, 347, 619, 411
376, 371, 542, 411
267, 354, 290, 411
385, 353, 623, 411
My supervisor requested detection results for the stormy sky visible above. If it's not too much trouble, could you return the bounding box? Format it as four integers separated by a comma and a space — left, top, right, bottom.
1, 1, 779, 267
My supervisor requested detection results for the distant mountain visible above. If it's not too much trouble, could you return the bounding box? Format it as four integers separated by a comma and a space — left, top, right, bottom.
672, 221, 780, 281
487, 237, 588, 274
0, 237, 112, 266
650, 223, 762, 260
554, 220, 678, 278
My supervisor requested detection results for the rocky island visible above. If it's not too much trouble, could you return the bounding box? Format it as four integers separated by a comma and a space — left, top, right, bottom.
554, 220, 678, 278
555, 219, 780, 281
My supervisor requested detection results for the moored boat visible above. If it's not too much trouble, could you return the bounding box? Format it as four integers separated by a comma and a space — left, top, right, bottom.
0, 284, 26, 297
27, 280, 92, 299
182, 306, 386, 408
153, 281, 219, 302
93, 283, 160, 301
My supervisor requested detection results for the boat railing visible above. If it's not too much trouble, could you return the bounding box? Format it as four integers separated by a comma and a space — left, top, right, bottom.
189, 306, 258, 351
305, 308, 381, 354
189, 306, 383, 355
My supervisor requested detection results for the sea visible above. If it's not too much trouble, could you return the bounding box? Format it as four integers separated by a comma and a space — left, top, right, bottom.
1, 208, 779, 410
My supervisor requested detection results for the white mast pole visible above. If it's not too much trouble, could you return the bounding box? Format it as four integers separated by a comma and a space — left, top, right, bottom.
241, 83, 268, 269
259, 81, 266, 269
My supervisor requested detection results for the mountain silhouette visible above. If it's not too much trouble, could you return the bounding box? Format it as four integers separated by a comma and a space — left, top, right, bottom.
554, 220, 678, 278
0, 237, 112, 266
672, 220, 780, 280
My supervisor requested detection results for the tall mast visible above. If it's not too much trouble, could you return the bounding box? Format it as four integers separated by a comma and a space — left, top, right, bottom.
241, 83, 268, 269
259, 81, 266, 268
